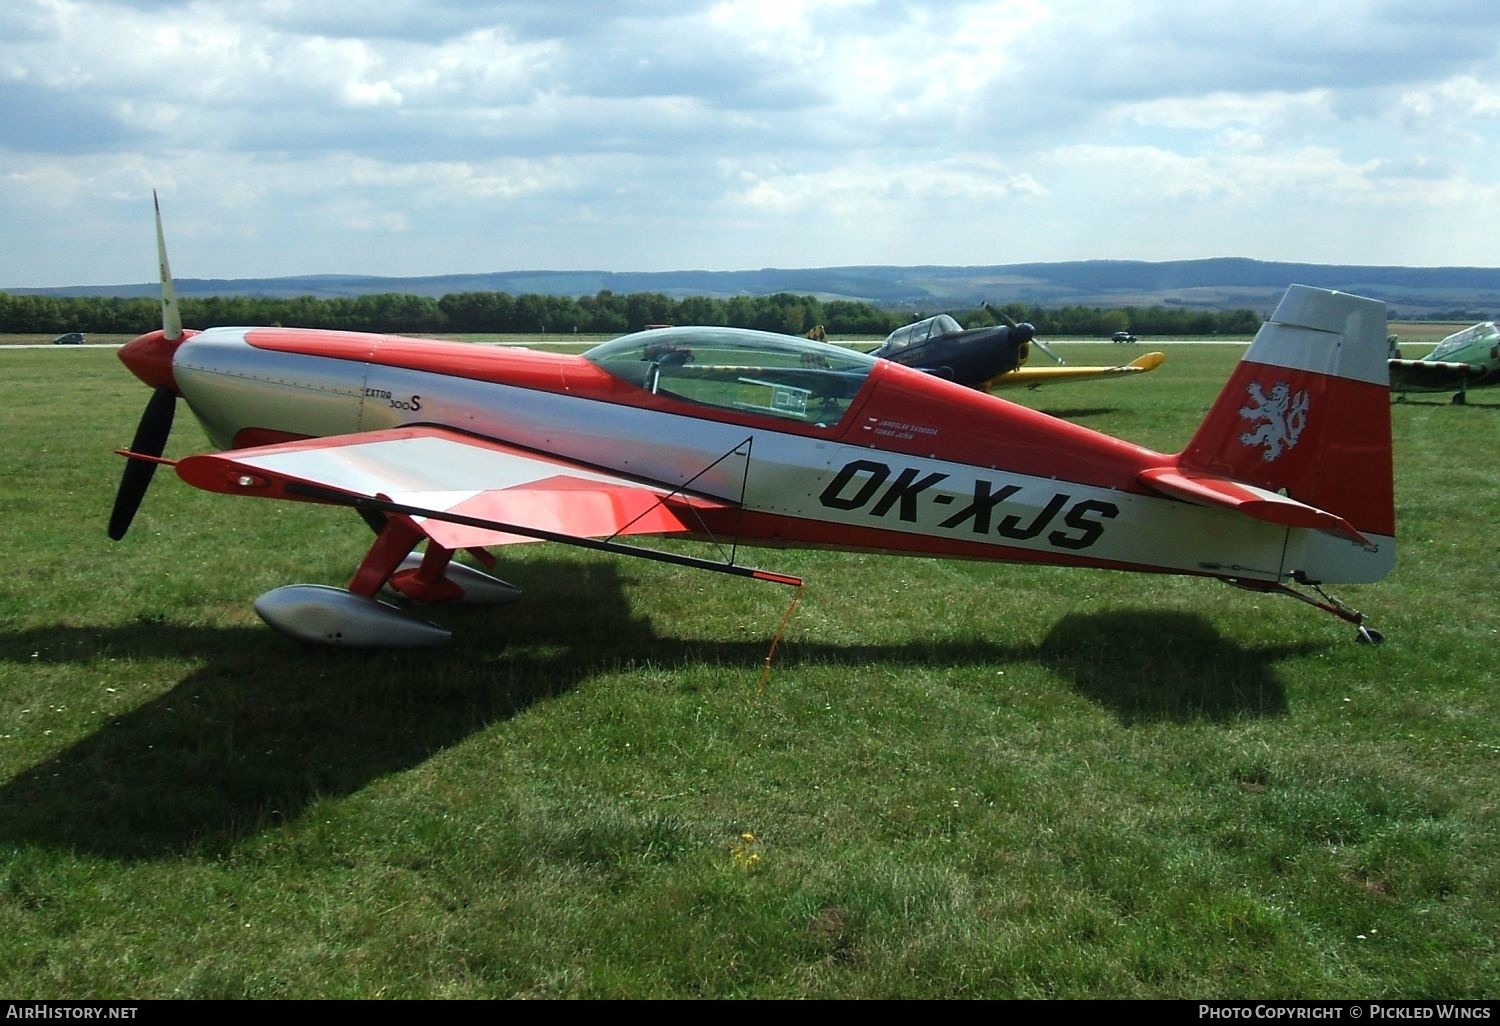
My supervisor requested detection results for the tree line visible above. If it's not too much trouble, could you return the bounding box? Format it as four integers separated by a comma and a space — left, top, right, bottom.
0, 288, 1265, 338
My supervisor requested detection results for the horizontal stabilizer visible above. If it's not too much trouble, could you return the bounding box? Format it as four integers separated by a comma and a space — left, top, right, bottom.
1139, 466, 1373, 547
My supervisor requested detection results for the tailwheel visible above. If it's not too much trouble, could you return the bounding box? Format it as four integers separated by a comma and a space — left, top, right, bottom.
1225, 576, 1385, 647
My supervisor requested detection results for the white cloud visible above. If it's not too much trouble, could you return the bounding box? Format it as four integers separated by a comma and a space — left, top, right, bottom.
2, 0, 1499, 285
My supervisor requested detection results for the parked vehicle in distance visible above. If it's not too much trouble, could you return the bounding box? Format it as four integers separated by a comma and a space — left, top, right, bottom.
1111, 331, 1137, 343
53, 332, 86, 345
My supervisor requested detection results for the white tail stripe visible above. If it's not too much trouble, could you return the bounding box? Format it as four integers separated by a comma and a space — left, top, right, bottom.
1245, 285, 1389, 386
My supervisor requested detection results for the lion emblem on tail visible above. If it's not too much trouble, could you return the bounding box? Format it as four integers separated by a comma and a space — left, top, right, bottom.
1239, 381, 1309, 462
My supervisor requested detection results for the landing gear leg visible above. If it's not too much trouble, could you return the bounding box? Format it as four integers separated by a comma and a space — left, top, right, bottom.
1226, 577, 1384, 646
253, 514, 454, 647
1293, 580, 1384, 646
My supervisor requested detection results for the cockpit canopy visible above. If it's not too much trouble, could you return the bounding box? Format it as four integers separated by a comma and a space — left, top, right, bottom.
1430, 322, 1499, 362
583, 326, 878, 427
880, 314, 962, 352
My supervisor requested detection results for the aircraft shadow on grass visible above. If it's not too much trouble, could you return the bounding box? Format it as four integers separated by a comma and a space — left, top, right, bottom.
0, 559, 1314, 860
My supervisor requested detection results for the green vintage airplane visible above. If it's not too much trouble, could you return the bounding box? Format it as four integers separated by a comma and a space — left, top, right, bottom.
1390, 321, 1500, 404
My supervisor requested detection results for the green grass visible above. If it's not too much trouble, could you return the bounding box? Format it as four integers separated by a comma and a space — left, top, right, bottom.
1, 342, 1497, 998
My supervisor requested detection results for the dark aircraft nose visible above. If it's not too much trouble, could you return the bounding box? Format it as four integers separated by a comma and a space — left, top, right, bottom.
118, 329, 184, 393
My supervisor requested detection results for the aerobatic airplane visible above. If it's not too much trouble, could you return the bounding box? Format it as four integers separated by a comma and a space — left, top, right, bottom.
871, 306, 1165, 391
111, 196, 1395, 647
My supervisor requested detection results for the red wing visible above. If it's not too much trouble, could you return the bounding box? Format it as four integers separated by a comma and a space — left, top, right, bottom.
174, 426, 732, 549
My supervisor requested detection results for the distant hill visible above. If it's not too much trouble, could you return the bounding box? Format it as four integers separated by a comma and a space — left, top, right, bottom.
11, 258, 1500, 318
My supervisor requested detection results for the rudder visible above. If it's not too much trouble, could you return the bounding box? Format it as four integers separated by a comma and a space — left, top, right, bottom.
1178, 285, 1395, 580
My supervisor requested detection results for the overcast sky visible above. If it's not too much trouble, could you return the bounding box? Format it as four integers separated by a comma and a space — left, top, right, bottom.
3, 0, 1499, 288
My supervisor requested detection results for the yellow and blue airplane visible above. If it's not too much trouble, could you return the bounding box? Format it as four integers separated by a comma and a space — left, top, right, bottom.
871, 306, 1164, 392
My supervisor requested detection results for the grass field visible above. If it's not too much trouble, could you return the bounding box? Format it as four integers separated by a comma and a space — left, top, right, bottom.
1, 339, 1496, 999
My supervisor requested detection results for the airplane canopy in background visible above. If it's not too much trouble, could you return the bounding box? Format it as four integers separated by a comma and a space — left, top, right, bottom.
880, 314, 962, 352
1430, 322, 1499, 362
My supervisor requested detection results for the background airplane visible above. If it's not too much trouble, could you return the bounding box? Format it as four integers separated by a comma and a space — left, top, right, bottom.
869, 305, 1165, 391
1389, 321, 1500, 404
110, 198, 1394, 648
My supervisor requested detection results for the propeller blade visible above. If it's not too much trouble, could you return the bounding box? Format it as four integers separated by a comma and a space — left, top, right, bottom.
985, 302, 1063, 365
108, 386, 176, 540
1033, 336, 1066, 366
153, 190, 182, 343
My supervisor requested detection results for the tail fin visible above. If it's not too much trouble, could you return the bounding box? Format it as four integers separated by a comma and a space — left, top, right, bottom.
1175, 285, 1395, 582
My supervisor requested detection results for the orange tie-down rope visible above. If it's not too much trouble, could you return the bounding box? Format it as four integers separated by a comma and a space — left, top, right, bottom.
751, 573, 805, 695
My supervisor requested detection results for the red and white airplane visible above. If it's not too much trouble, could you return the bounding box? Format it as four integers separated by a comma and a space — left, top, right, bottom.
112, 197, 1396, 647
